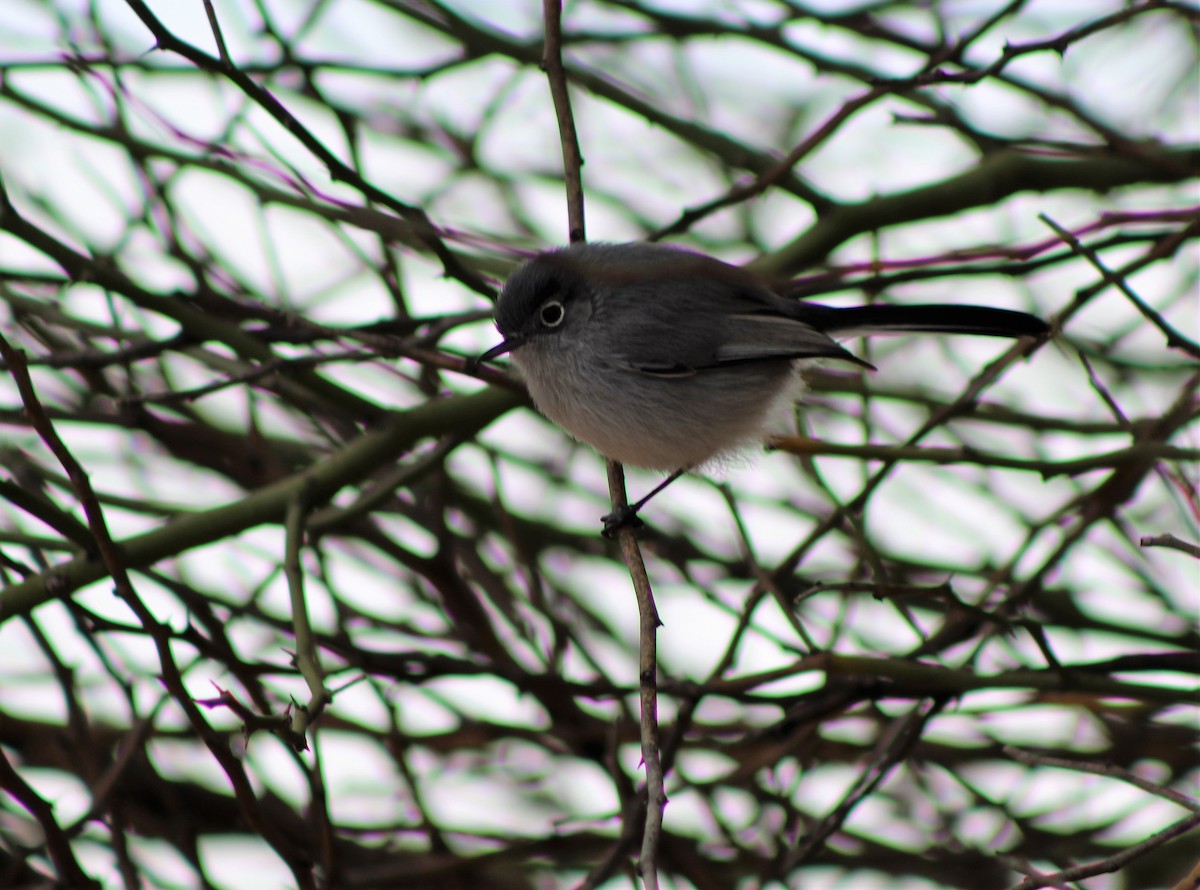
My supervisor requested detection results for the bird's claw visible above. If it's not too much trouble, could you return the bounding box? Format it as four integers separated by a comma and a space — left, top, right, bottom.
601, 506, 645, 539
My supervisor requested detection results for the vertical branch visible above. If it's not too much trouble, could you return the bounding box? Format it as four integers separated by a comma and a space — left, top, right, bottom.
542, 3, 663, 883
605, 462, 665, 889
285, 480, 329, 745
541, 0, 586, 244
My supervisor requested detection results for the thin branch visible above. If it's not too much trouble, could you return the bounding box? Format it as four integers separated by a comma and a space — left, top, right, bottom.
1140, 534, 1200, 558
542, 0, 587, 244
605, 462, 665, 890
0, 746, 99, 887
1004, 812, 1200, 890
768, 437, 1198, 478
285, 479, 329, 748
654, 86, 887, 239
119, 0, 492, 296
1041, 212, 1200, 359
1003, 746, 1200, 812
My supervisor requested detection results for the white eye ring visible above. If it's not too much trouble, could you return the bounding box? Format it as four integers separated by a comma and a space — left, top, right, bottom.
539, 300, 565, 327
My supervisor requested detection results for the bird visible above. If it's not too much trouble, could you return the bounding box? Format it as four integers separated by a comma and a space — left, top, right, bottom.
478, 242, 1048, 532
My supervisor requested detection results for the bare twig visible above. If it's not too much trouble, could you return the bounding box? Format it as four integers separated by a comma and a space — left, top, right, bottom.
787, 699, 944, 869
769, 436, 1197, 478
1041, 212, 1200, 359
1004, 745, 1200, 811
542, 0, 586, 244
285, 479, 329, 748
0, 746, 98, 887
1140, 534, 1200, 558
1004, 812, 1200, 890
605, 461, 666, 890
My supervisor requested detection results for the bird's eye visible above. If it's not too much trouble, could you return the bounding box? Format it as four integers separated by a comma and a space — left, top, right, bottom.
539, 300, 565, 327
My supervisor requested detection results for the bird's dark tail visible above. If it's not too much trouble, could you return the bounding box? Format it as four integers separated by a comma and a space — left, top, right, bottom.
809, 303, 1049, 340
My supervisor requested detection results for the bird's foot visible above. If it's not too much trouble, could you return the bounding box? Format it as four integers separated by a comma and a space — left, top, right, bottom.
601, 505, 645, 539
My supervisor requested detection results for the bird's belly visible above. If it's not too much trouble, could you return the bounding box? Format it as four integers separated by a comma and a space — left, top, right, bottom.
517, 352, 802, 470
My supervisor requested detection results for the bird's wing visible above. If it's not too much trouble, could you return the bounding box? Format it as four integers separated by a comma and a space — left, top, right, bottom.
712, 313, 869, 367
616, 308, 870, 378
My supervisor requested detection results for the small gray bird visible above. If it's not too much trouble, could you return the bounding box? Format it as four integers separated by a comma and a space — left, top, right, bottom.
478, 242, 1048, 530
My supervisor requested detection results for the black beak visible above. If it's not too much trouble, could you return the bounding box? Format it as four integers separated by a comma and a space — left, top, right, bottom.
476, 336, 523, 365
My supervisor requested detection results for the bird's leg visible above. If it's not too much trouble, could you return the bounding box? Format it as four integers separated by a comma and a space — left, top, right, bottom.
602, 468, 685, 538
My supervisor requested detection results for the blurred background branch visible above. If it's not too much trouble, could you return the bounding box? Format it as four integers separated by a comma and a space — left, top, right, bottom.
0, 1, 1196, 888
